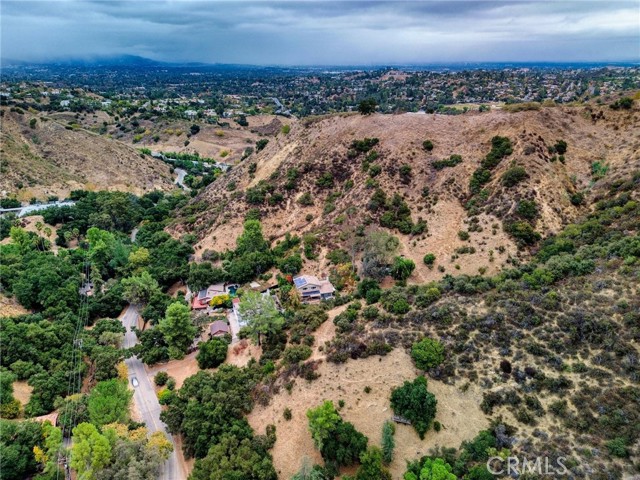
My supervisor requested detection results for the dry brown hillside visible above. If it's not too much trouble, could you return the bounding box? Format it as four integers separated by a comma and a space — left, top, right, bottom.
173, 105, 640, 281
0, 108, 174, 200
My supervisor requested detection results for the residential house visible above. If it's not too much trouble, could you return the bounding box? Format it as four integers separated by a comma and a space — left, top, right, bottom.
191, 283, 226, 310
293, 275, 335, 302
209, 320, 230, 337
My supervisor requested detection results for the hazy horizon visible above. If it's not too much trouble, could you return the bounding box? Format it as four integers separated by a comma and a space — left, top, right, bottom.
2, 1, 639, 66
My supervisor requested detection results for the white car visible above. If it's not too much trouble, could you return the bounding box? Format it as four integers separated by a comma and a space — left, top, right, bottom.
131, 377, 139, 388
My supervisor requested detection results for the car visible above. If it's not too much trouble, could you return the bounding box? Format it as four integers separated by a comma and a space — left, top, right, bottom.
131, 377, 139, 388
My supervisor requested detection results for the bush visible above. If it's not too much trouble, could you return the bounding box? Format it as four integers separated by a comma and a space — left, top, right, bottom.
432, 154, 462, 170
423, 253, 436, 267
283, 345, 312, 364
196, 338, 229, 369
610, 97, 634, 110
278, 254, 303, 275
154, 371, 169, 386
390, 376, 437, 439
458, 230, 470, 241
516, 199, 538, 219
283, 408, 292, 421
554, 140, 568, 154
256, 139, 269, 151
504, 221, 541, 245
381, 420, 395, 464
316, 172, 334, 189
570, 191, 585, 206
501, 166, 529, 187
606, 438, 629, 458
422, 140, 434, 151
390, 256, 415, 282
411, 338, 445, 370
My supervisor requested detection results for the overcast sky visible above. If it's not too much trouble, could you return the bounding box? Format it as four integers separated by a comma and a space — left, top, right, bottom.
2, 1, 639, 65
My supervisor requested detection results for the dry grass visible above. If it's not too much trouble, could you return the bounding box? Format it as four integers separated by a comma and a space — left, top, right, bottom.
248, 344, 487, 479
177, 106, 639, 284
1, 108, 174, 199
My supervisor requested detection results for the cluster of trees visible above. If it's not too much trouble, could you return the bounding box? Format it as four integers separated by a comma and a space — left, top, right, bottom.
1, 419, 63, 479
368, 189, 426, 235
469, 136, 513, 194
160, 365, 277, 478
186, 220, 302, 288
390, 376, 438, 439
307, 401, 369, 473
70, 422, 173, 480
404, 428, 510, 480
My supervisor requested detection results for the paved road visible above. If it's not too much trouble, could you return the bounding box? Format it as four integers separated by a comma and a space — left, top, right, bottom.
0, 200, 75, 217
174, 168, 190, 192
121, 305, 182, 480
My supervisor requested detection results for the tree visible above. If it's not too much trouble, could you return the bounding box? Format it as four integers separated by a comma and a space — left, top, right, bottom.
121, 271, 160, 307
307, 401, 368, 466
358, 98, 377, 115
0, 370, 21, 419
236, 220, 270, 255
87, 379, 132, 426
355, 446, 391, 480
423, 253, 436, 267
390, 376, 437, 439
292, 458, 328, 480
190, 434, 277, 480
141, 291, 173, 326
411, 338, 445, 370
0, 419, 44, 479
196, 338, 229, 369
70, 422, 112, 480
158, 302, 197, 359
390, 256, 415, 282
188, 262, 225, 291
160, 366, 258, 458
306, 401, 342, 451
238, 291, 284, 346
404, 457, 456, 480
381, 420, 395, 464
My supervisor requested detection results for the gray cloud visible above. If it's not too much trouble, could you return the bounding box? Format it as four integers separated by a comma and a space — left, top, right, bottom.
1, 0, 639, 64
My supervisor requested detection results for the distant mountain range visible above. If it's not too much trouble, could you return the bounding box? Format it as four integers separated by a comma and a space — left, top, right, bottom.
1, 55, 637, 70
0, 55, 208, 68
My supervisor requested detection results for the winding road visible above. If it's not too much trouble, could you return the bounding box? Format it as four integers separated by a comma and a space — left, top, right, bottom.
0, 200, 75, 217
121, 305, 182, 480
174, 168, 190, 192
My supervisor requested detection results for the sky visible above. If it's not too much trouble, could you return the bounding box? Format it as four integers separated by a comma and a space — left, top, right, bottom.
1, 0, 639, 65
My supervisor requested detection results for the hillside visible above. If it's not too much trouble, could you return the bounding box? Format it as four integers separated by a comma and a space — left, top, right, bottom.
0, 107, 174, 200
173, 104, 640, 281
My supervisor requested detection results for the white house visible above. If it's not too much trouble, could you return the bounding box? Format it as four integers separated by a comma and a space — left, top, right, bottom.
293, 275, 335, 302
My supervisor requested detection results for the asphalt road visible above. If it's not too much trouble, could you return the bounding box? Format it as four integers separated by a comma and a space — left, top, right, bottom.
121, 305, 182, 480
0, 200, 76, 217
174, 168, 190, 192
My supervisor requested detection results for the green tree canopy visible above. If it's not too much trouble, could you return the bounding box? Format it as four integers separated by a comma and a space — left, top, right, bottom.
236, 220, 270, 256
196, 337, 229, 369
390, 376, 437, 439
411, 338, 445, 370
158, 302, 197, 359
121, 270, 161, 306
238, 291, 284, 346
87, 379, 132, 427
70, 422, 112, 480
